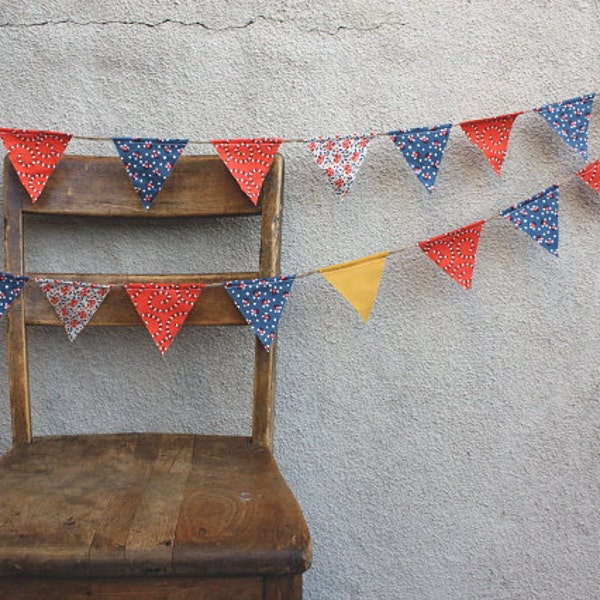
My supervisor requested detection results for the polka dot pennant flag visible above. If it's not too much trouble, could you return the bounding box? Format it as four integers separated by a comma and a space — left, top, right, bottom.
0, 272, 28, 317
124, 283, 205, 355
576, 159, 600, 194
0, 128, 72, 202
319, 252, 389, 322
113, 138, 188, 210
387, 124, 452, 192
37, 279, 112, 341
500, 185, 560, 256
224, 275, 295, 351
211, 138, 283, 205
459, 112, 523, 175
534, 94, 595, 161
418, 221, 485, 290
305, 133, 373, 200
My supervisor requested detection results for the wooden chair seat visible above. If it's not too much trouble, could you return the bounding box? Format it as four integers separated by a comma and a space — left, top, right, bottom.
0, 434, 310, 581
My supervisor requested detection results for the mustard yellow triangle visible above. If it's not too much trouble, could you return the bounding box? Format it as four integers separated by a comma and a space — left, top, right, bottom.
319, 252, 389, 322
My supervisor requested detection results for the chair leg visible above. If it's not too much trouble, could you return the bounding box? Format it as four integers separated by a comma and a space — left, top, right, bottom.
264, 574, 303, 599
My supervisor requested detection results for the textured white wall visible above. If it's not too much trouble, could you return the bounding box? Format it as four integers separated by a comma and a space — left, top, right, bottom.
1, 1, 600, 598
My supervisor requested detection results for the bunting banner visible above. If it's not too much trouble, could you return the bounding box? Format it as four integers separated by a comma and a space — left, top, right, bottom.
38, 279, 112, 341
319, 252, 389, 322
418, 221, 485, 290
576, 159, 600, 194
0, 272, 28, 317
211, 138, 283, 205
0, 128, 72, 202
224, 275, 295, 351
124, 283, 205, 354
113, 138, 188, 210
459, 112, 523, 175
500, 185, 560, 256
534, 93, 595, 160
387, 124, 452, 192
305, 133, 373, 200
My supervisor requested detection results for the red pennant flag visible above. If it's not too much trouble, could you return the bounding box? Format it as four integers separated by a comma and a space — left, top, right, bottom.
0, 128, 72, 202
211, 138, 283, 205
459, 112, 523, 175
418, 221, 485, 290
576, 159, 600, 194
124, 283, 205, 355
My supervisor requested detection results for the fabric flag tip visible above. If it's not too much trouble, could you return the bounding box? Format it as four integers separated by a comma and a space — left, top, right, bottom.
0, 128, 72, 202
124, 283, 205, 354
388, 124, 452, 192
500, 185, 560, 256
0, 272, 29, 318
418, 221, 485, 290
305, 133, 373, 200
37, 279, 112, 341
459, 112, 523, 175
319, 252, 389, 322
534, 93, 595, 161
113, 137, 188, 209
224, 275, 295, 351
211, 138, 283, 205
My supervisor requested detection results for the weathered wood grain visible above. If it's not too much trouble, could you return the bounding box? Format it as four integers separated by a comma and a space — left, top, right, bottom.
0, 434, 311, 580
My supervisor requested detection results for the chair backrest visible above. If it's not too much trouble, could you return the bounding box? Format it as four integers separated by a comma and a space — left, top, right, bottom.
3, 154, 284, 449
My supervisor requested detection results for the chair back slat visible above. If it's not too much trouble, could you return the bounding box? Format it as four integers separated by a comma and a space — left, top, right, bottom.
3, 154, 284, 448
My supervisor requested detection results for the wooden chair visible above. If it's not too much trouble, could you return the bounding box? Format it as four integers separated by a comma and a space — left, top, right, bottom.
0, 154, 311, 599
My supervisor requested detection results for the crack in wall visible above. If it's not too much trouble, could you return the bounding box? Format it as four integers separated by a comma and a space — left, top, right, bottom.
0, 16, 405, 34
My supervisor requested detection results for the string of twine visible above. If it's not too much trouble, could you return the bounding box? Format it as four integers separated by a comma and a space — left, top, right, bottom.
22, 166, 583, 289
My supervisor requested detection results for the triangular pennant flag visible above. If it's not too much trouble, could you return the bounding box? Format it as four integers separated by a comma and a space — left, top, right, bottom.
224, 275, 295, 351
319, 252, 389, 322
113, 138, 188, 210
387, 124, 452, 192
576, 159, 600, 194
500, 185, 560, 256
304, 133, 373, 200
418, 221, 485, 290
459, 112, 523, 174
534, 93, 595, 160
0, 272, 28, 317
211, 138, 283, 205
124, 283, 205, 355
37, 279, 112, 341
0, 128, 72, 202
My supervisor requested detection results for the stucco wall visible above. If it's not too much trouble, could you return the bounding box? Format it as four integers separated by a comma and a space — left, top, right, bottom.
1, 1, 600, 598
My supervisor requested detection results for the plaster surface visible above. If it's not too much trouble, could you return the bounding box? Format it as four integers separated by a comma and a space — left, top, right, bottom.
0, 1, 600, 598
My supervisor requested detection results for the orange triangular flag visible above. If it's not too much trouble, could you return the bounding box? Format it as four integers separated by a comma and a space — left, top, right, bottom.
211, 138, 282, 205
319, 252, 389, 322
0, 128, 72, 202
576, 159, 600, 194
418, 221, 485, 290
124, 283, 205, 355
459, 112, 523, 175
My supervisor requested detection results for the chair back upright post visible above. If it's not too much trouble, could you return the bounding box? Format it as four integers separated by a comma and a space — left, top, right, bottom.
2, 154, 284, 450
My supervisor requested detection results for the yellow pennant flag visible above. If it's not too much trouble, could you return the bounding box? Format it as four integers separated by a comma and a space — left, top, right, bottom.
319, 252, 389, 322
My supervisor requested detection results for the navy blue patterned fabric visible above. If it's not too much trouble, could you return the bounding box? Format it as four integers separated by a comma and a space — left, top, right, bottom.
534, 94, 595, 160
0, 272, 28, 317
388, 124, 452, 192
113, 138, 188, 209
224, 275, 295, 351
501, 185, 560, 255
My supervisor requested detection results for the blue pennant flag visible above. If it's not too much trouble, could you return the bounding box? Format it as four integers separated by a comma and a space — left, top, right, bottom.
224, 275, 295, 351
113, 138, 188, 209
0, 272, 28, 317
388, 124, 452, 192
501, 185, 560, 256
534, 94, 595, 161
